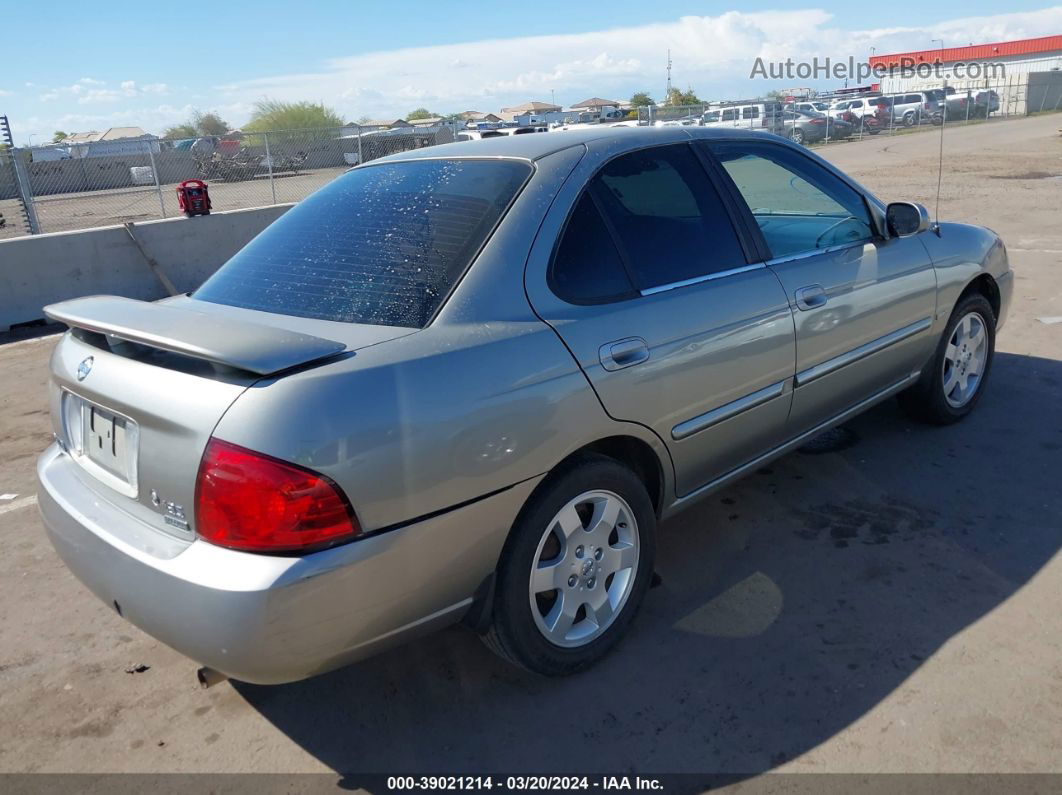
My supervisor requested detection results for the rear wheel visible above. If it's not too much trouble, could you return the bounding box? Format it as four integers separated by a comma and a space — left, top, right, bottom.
898, 293, 996, 424
483, 455, 655, 675
788, 128, 805, 145
903, 110, 917, 127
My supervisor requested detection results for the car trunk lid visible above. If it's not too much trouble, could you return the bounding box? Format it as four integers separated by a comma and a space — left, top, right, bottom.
44, 295, 414, 542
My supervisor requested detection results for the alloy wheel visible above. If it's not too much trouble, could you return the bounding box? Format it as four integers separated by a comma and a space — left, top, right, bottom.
528, 490, 639, 648
942, 312, 988, 408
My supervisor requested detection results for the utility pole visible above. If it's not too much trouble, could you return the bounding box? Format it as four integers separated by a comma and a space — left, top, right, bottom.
665, 49, 673, 105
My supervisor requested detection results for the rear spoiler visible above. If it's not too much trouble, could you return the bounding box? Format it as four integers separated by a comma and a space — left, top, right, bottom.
44, 296, 347, 376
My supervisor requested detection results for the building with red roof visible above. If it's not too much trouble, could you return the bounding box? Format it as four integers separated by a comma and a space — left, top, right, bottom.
869, 35, 1062, 115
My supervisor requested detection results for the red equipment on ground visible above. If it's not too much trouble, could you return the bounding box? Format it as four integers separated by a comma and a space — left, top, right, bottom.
176, 179, 212, 217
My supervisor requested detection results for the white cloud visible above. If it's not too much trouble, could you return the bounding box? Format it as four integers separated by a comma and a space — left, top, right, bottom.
211, 5, 1062, 119
0, 89, 13, 97
37, 78, 171, 105
15, 5, 1062, 140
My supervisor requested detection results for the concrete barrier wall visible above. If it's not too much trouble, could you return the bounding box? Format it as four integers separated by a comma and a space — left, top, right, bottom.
0, 203, 291, 331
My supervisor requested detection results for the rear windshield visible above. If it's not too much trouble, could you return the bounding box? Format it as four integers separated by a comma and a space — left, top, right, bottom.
193, 159, 531, 328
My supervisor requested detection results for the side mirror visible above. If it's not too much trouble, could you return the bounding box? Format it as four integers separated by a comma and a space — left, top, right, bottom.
886, 202, 931, 237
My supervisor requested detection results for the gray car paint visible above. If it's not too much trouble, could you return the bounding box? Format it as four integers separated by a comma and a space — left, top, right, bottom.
37, 126, 1012, 683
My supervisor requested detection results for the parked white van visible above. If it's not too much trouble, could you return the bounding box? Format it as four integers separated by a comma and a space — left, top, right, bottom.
701, 102, 785, 131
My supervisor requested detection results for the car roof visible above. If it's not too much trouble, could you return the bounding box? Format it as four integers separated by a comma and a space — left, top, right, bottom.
377, 125, 775, 163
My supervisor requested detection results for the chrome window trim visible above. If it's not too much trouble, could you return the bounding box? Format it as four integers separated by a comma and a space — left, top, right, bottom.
639, 262, 766, 297
795, 317, 933, 387
764, 238, 872, 268
672, 379, 787, 441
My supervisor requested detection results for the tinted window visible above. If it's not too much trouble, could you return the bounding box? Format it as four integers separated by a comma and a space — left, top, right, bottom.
722, 109, 738, 121
704, 111, 721, 122
195, 159, 530, 328
742, 106, 759, 119
850, 100, 863, 109
550, 193, 636, 304
710, 141, 874, 258
593, 145, 747, 289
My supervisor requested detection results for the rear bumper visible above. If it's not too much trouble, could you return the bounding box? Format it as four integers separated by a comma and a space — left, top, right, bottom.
37, 443, 540, 684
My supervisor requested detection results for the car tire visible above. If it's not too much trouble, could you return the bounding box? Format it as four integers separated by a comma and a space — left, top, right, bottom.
483, 454, 656, 675
788, 128, 805, 145
903, 110, 917, 127
897, 293, 996, 425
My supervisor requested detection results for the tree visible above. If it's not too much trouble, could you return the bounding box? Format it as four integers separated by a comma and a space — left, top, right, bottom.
162, 109, 230, 139
666, 86, 702, 106
630, 92, 655, 107
52, 131, 68, 143
405, 108, 436, 121
243, 100, 344, 132
193, 111, 229, 136
163, 122, 198, 138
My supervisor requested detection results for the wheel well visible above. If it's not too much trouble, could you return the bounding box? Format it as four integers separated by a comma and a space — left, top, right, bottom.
563, 435, 665, 515
959, 274, 1000, 320
463, 435, 667, 634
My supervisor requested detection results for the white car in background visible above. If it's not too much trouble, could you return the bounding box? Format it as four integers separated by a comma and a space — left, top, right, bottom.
785, 101, 830, 113
830, 97, 880, 121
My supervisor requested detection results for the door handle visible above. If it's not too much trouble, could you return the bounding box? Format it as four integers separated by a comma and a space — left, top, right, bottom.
599, 337, 650, 371
794, 284, 828, 311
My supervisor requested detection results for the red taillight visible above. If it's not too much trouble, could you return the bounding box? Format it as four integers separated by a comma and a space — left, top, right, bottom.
810, 117, 825, 125
195, 438, 359, 553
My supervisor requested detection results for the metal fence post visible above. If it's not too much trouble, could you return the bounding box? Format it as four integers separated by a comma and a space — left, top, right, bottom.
11, 148, 41, 234
146, 140, 166, 218
357, 125, 364, 166
263, 132, 277, 204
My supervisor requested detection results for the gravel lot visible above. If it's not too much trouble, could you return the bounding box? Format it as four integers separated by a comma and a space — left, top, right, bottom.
0, 167, 346, 240
0, 113, 1060, 778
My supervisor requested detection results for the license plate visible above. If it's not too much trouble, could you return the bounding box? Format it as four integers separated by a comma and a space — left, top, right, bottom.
62, 392, 139, 496
84, 404, 131, 477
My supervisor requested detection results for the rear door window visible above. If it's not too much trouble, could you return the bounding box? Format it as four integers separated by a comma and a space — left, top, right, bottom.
194, 159, 531, 328
722, 109, 738, 121
549, 194, 636, 304
592, 144, 747, 290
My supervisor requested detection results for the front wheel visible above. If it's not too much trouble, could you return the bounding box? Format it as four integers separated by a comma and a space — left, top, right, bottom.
483, 455, 656, 675
898, 293, 996, 424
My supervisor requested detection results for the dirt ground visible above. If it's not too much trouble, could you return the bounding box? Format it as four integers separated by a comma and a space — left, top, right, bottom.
0, 113, 1060, 778
0, 167, 346, 240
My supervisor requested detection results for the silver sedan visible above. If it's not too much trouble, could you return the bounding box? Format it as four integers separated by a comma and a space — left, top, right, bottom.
38, 126, 1012, 684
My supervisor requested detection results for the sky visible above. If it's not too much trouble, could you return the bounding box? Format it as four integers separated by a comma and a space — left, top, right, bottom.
2, 1, 1061, 143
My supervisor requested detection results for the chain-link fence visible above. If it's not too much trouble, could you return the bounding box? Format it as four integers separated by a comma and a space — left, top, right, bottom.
635, 72, 1062, 147
0, 124, 454, 240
